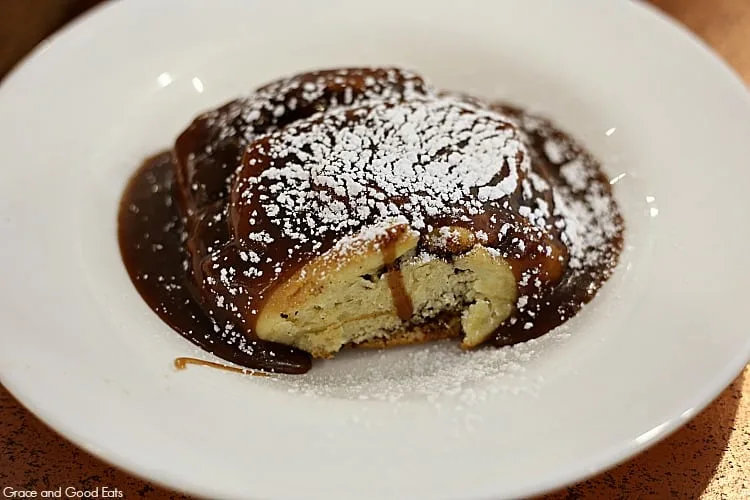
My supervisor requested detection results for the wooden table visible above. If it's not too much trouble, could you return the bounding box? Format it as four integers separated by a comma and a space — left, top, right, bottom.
1, 1, 748, 498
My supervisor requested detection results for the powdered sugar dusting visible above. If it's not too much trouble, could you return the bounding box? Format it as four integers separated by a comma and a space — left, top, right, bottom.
265, 327, 571, 402
175, 67, 431, 211
234, 97, 529, 241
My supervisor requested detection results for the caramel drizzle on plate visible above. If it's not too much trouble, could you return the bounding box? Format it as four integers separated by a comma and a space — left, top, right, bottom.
173, 357, 271, 377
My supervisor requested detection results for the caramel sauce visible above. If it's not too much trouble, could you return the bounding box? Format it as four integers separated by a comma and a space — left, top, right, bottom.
117, 119, 621, 372
117, 69, 623, 375
174, 357, 270, 377
383, 246, 414, 321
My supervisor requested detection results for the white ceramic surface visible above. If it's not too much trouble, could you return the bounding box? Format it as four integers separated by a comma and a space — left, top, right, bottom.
1, 1, 749, 499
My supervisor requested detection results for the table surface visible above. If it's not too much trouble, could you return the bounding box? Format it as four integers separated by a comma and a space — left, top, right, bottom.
1, 1, 749, 498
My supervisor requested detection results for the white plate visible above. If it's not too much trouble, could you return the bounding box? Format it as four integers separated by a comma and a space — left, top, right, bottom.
1, 1, 749, 499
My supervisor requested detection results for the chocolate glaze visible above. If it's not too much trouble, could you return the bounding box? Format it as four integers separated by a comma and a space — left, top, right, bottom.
117, 68, 623, 375
488, 104, 623, 345
117, 152, 311, 374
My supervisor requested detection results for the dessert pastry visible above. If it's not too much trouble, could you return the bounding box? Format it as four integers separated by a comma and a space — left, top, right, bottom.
118, 67, 623, 373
